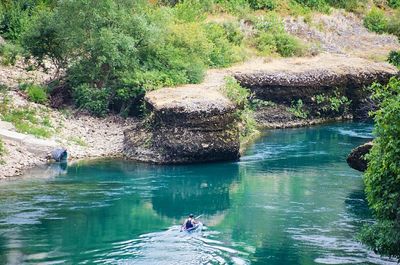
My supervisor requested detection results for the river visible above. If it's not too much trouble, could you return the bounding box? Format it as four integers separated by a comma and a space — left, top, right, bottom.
0, 122, 396, 264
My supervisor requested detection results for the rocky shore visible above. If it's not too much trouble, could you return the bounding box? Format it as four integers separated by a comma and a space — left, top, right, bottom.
0, 91, 134, 179
347, 142, 373, 172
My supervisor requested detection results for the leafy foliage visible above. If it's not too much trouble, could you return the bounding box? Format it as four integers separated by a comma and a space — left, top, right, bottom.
388, 50, 400, 67
364, 8, 388, 34
289, 99, 309, 119
314, 90, 351, 116
22, 0, 243, 116
0, 42, 23, 66
26, 84, 48, 104
388, 0, 400, 8
0, 137, 5, 159
222, 77, 258, 142
253, 13, 305, 57
0, 95, 53, 138
386, 11, 400, 38
72, 84, 110, 117
326, 0, 367, 11
294, 0, 330, 12
360, 77, 400, 261
248, 0, 277, 10
0, 0, 56, 41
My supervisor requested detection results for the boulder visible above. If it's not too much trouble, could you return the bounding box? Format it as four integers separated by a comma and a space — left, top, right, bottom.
124, 87, 240, 164
234, 55, 399, 120
347, 141, 373, 172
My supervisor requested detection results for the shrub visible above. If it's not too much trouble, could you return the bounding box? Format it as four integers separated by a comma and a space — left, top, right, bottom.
223, 21, 244, 46
72, 84, 110, 117
315, 91, 351, 115
289, 99, 309, 119
254, 12, 285, 33
222, 77, 258, 143
26, 84, 48, 104
173, 0, 210, 22
274, 33, 304, 57
254, 31, 305, 57
360, 78, 400, 261
387, 12, 400, 38
204, 22, 243, 67
294, 0, 330, 12
0, 0, 56, 41
326, 0, 366, 11
0, 42, 23, 66
0, 1, 30, 40
363, 8, 388, 34
254, 32, 277, 55
388, 50, 400, 67
214, 0, 250, 14
249, 98, 276, 110
0, 137, 5, 157
388, 0, 400, 8
252, 12, 306, 57
248, 0, 278, 10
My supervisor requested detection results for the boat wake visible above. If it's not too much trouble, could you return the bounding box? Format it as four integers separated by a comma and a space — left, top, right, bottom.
91, 226, 250, 265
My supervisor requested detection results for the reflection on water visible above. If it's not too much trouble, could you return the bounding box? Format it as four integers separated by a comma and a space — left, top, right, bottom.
0, 122, 396, 264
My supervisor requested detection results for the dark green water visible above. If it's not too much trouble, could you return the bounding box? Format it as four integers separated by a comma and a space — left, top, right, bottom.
0, 123, 396, 265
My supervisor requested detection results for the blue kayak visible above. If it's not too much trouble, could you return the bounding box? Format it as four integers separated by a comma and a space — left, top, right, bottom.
181, 222, 203, 233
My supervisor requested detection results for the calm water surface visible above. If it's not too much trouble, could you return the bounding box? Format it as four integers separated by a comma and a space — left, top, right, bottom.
0, 122, 396, 265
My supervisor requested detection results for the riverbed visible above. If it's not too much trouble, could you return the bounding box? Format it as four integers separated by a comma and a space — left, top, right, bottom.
0, 122, 396, 264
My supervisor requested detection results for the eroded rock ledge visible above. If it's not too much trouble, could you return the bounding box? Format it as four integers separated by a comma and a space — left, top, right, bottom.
123, 55, 398, 165
123, 87, 240, 164
234, 55, 399, 120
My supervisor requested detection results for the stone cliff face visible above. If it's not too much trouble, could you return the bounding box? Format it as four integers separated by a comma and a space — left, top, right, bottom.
124, 87, 240, 164
234, 55, 399, 120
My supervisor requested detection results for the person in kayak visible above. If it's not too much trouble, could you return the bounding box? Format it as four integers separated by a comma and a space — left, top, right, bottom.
182, 214, 197, 230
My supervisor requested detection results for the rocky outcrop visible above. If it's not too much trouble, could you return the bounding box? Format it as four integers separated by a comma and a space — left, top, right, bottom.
123, 87, 240, 164
234, 55, 399, 120
347, 142, 373, 172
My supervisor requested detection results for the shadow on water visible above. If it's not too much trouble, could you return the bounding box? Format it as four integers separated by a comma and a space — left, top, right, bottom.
151, 163, 240, 219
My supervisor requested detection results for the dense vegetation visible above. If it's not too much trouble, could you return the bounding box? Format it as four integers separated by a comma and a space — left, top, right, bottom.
388, 50, 400, 67
2, 0, 393, 116
363, 4, 400, 38
360, 77, 400, 262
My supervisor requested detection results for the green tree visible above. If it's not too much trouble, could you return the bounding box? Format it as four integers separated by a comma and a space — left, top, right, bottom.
23, 0, 242, 116
360, 77, 400, 261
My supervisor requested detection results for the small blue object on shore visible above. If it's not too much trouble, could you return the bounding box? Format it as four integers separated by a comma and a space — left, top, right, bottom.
51, 148, 68, 162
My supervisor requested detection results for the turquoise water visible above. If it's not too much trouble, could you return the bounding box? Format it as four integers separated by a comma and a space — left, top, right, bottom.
0, 122, 395, 264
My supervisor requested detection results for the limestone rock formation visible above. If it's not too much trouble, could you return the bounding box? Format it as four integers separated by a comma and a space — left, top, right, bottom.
347, 142, 373, 172
234, 55, 399, 120
124, 87, 240, 164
